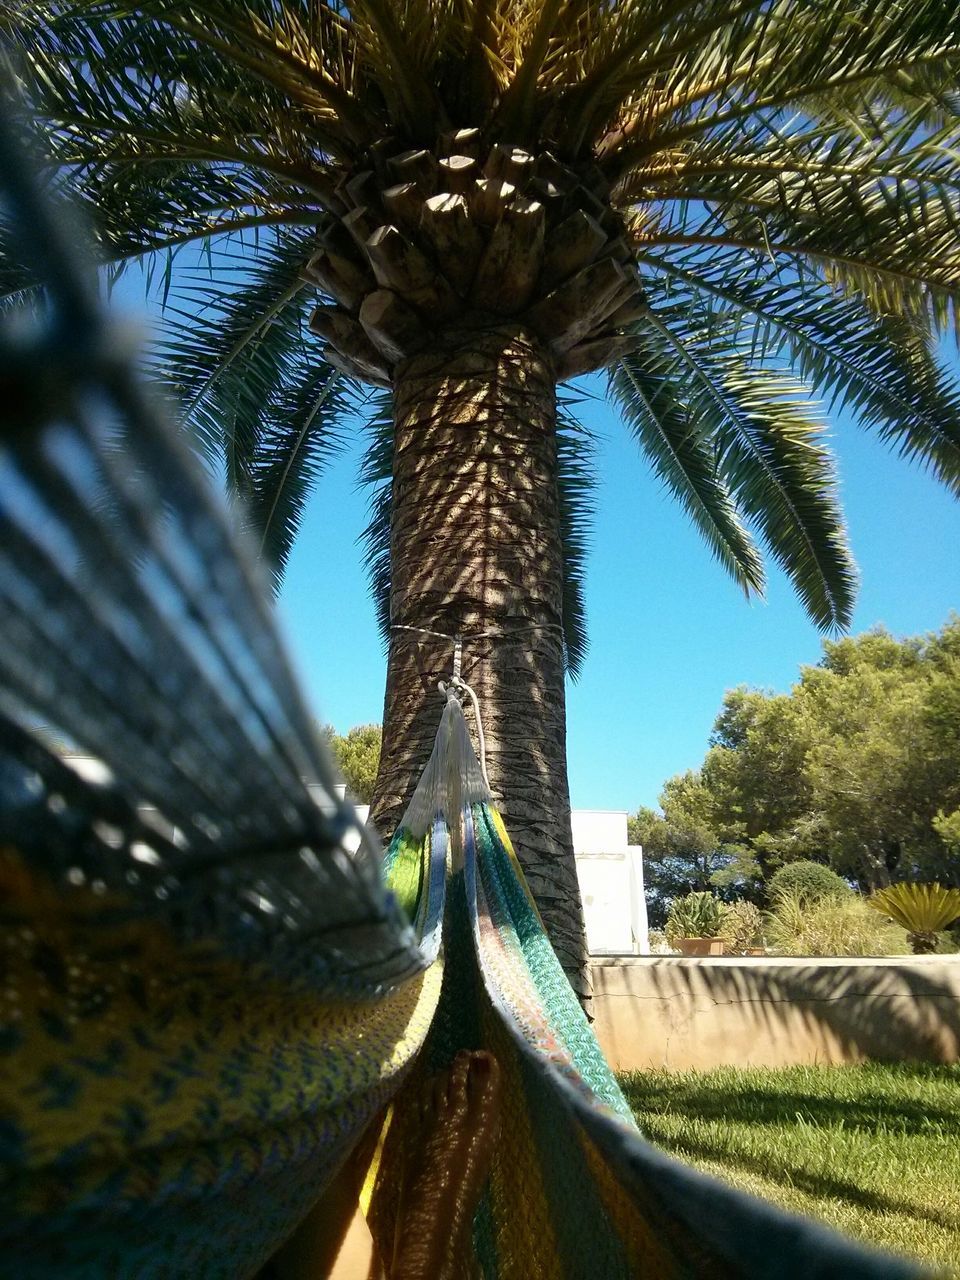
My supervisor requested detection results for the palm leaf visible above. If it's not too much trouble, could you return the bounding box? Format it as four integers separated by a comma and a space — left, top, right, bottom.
245, 363, 354, 590
555, 397, 595, 679
639, 300, 857, 629
608, 327, 764, 597
637, 246, 960, 495
601, 0, 960, 166
151, 231, 318, 467
358, 389, 395, 642
869, 882, 960, 932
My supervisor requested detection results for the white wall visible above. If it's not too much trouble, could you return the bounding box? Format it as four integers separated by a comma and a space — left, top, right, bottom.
308, 783, 369, 853
570, 808, 629, 856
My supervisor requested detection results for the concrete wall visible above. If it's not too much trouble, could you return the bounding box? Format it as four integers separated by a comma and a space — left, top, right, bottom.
591, 955, 960, 1072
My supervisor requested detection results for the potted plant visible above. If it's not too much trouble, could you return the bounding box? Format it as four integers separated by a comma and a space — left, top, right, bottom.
665, 892, 726, 956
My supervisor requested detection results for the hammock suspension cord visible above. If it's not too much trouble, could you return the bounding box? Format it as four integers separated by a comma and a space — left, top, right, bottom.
391, 620, 563, 642
392, 618, 561, 796
439, 672, 490, 793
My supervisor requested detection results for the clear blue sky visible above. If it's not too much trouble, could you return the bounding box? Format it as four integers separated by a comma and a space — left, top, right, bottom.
273, 373, 960, 812
112, 274, 960, 815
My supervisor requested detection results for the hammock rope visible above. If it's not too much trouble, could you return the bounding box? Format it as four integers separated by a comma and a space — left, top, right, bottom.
438, 674, 491, 793
0, 113, 919, 1279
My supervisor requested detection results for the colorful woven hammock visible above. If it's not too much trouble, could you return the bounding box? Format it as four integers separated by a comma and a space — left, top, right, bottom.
0, 117, 917, 1279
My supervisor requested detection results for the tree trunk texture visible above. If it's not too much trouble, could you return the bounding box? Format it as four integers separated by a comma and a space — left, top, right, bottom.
369, 323, 590, 1006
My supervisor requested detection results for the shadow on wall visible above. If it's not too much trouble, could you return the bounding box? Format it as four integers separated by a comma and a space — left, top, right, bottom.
590, 958, 960, 1071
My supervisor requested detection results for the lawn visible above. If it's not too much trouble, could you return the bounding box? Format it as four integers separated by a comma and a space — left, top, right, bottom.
620, 1062, 960, 1273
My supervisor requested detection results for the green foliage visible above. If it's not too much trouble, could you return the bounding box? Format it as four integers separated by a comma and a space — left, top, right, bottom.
629, 773, 761, 928
665, 891, 726, 944
718, 901, 764, 954
323, 723, 381, 804
767, 860, 851, 906
650, 619, 960, 894
934, 807, 960, 854
621, 1063, 960, 1271
868, 882, 960, 954
637, 622, 960, 928
765, 887, 905, 957
609, 313, 858, 631
4, 0, 960, 652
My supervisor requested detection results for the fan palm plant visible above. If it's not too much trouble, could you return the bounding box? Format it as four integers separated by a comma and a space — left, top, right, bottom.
869, 882, 960, 953
3, 1, 960, 999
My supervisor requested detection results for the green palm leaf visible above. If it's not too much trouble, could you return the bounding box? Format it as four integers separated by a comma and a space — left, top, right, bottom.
555, 397, 596, 679
151, 232, 317, 465
245, 362, 352, 589
637, 246, 960, 495
637, 300, 857, 629
147, 231, 359, 578
869, 882, 960, 934
608, 329, 764, 598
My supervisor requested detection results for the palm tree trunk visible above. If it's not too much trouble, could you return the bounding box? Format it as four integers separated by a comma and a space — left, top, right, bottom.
369, 322, 590, 1006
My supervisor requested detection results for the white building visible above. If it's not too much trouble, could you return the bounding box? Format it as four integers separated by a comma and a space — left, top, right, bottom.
571, 809, 648, 956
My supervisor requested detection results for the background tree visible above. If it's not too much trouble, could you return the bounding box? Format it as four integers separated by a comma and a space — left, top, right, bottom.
703, 687, 812, 874
5, 3, 960, 999
635, 619, 960, 915
322, 723, 382, 804
628, 772, 759, 926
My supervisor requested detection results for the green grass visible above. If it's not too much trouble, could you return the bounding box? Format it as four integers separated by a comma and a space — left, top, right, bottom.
620, 1062, 960, 1273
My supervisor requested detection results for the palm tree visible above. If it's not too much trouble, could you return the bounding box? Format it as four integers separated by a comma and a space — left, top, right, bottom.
3, 1, 960, 1001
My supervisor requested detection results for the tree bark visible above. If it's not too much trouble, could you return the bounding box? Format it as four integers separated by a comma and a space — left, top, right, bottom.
369, 323, 590, 1006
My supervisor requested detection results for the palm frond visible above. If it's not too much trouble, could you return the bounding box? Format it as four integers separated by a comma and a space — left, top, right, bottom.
638, 244, 960, 495
624, 108, 960, 336
3, 4, 350, 189
564, 0, 770, 151
358, 389, 395, 642
608, 328, 764, 597
493, 0, 564, 137
151, 230, 317, 469
348, 0, 443, 133
245, 363, 354, 590
598, 0, 960, 166
555, 396, 596, 679
639, 300, 857, 630
140, 0, 374, 142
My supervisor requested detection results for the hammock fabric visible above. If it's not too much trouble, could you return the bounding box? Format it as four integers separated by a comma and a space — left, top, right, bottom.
0, 117, 918, 1279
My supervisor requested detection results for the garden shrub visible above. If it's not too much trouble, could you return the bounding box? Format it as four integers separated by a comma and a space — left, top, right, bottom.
765, 887, 906, 956
868, 882, 960, 954
767, 860, 851, 905
719, 900, 764, 953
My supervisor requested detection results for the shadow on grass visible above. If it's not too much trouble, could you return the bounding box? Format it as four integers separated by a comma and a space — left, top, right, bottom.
639, 1126, 960, 1235
623, 1078, 960, 1139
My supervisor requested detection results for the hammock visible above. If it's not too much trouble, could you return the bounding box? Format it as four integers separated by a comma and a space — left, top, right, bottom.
0, 117, 917, 1279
